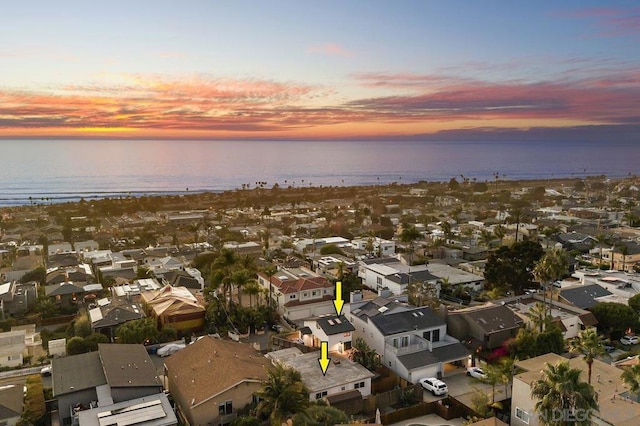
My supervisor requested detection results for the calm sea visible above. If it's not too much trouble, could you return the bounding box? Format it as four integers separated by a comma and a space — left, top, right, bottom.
0, 139, 637, 207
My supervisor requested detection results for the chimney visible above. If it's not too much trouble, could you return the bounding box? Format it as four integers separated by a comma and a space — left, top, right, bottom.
350, 290, 363, 304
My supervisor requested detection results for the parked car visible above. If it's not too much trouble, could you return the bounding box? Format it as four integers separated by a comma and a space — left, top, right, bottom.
604, 344, 615, 353
467, 366, 487, 380
621, 335, 640, 345
271, 324, 284, 333
157, 343, 186, 357
40, 365, 52, 376
419, 377, 448, 396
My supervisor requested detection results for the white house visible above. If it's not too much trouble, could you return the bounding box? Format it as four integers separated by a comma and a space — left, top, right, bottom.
303, 315, 355, 354
358, 258, 440, 295
0, 330, 26, 368
349, 295, 469, 383
351, 237, 395, 257
266, 347, 375, 401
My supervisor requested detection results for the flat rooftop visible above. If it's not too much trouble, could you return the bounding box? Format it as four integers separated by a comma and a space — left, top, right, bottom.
266, 348, 374, 393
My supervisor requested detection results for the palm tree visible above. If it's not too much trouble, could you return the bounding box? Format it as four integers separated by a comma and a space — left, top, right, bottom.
242, 281, 261, 308
531, 361, 598, 426
263, 265, 277, 308
256, 364, 310, 425
568, 328, 606, 384
616, 243, 629, 271
441, 221, 453, 243
533, 248, 569, 318
212, 248, 238, 304
528, 302, 550, 333
493, 224, 506, 247
400, 225, 422, 287
479, 229, 494, 248
621, 364, 640, 401
232, 268, 257, 307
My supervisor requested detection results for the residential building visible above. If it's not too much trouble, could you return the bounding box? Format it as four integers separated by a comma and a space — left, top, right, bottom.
511, 353, 640, 426
45, 281, 85, 310
52, 344, 163, 426
358, 258, 440, 296
424, 263, 485, 292
302, 315, 355, 353
164, 336, 268, 426
77, 393, 177, 426
112, 278, 163, 301
89, 299, 145, 341
349, 295, 469, 383
0, 384, 23, 426
558, 283, 613, 309
498, 294, 598, 339
266, 347, 375, 401
141, 286, 205, 333
256, 267, 335, 321
0, 330, 26, 368
445, 304, 524, 351
351, 237, 395, 257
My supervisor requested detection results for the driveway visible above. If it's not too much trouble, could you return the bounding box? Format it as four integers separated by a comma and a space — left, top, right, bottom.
420, 370, 510, 408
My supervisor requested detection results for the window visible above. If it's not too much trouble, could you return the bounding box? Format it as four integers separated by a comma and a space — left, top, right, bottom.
376, 276, 382, 285
393, 338, 398, 348
315, 391, 327, 399
289, 295, 296, 299
303, 292, 308, 297
515, 407, 530, 424
401, 336, 409, 347
423, 331, 431, 341
354, 381, 365, 389
219, 400, 233, 416
432, 329, 440, 342
312, 291, 318, 296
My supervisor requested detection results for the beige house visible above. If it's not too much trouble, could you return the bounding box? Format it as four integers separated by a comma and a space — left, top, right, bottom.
0, 330, 26, 368
511, 353, 640, 426
164, 336, 268, 426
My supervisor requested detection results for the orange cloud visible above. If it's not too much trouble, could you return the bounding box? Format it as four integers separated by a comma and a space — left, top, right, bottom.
307, 43, 353, 57
0, 68, 638, 140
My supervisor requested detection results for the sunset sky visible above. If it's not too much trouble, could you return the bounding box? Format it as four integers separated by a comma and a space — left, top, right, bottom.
1, 0, 639, 140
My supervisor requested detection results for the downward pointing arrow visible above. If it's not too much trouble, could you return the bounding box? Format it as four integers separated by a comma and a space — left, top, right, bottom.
318, 341, 331, 375
333, 281, 344, 316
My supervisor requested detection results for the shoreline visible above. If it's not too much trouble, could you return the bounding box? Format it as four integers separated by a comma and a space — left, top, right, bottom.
0, 174, 630, 212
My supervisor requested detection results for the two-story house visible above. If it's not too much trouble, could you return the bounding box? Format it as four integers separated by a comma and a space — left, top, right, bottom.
257, 267, 335, 321
303, 315, 355, 353
358, 258, 440, 295
52, 344, 163, 426
349, 294, 469, 384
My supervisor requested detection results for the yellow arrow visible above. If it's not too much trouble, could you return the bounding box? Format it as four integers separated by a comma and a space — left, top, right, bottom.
333, 281, 344, 316
318, 341, 331, 375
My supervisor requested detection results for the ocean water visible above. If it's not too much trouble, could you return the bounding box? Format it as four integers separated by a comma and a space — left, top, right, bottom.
0, 139, 638, 207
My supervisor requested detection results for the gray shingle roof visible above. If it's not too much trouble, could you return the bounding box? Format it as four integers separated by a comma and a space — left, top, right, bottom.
559, 284, 612, 309
370, 307, 444, 336
316, 315, 356, 335
52, 352, 106, 396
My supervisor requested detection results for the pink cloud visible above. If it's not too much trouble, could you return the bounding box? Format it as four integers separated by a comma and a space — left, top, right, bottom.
307, 43, 353, 57
555, 7, 640, 38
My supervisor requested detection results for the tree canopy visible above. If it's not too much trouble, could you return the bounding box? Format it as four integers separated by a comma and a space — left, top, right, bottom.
484, 240, 544, 295
590, 302, 639, 339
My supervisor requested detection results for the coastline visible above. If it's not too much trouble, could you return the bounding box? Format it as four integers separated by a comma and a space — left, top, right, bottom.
0, 174, 626, 212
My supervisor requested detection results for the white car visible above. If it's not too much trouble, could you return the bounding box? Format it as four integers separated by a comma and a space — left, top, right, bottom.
467, 366, 487, 380
620, 335, 640, 345
40, 365, 52, 376
157, 343, 186, 357
419, 377, 448, 396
